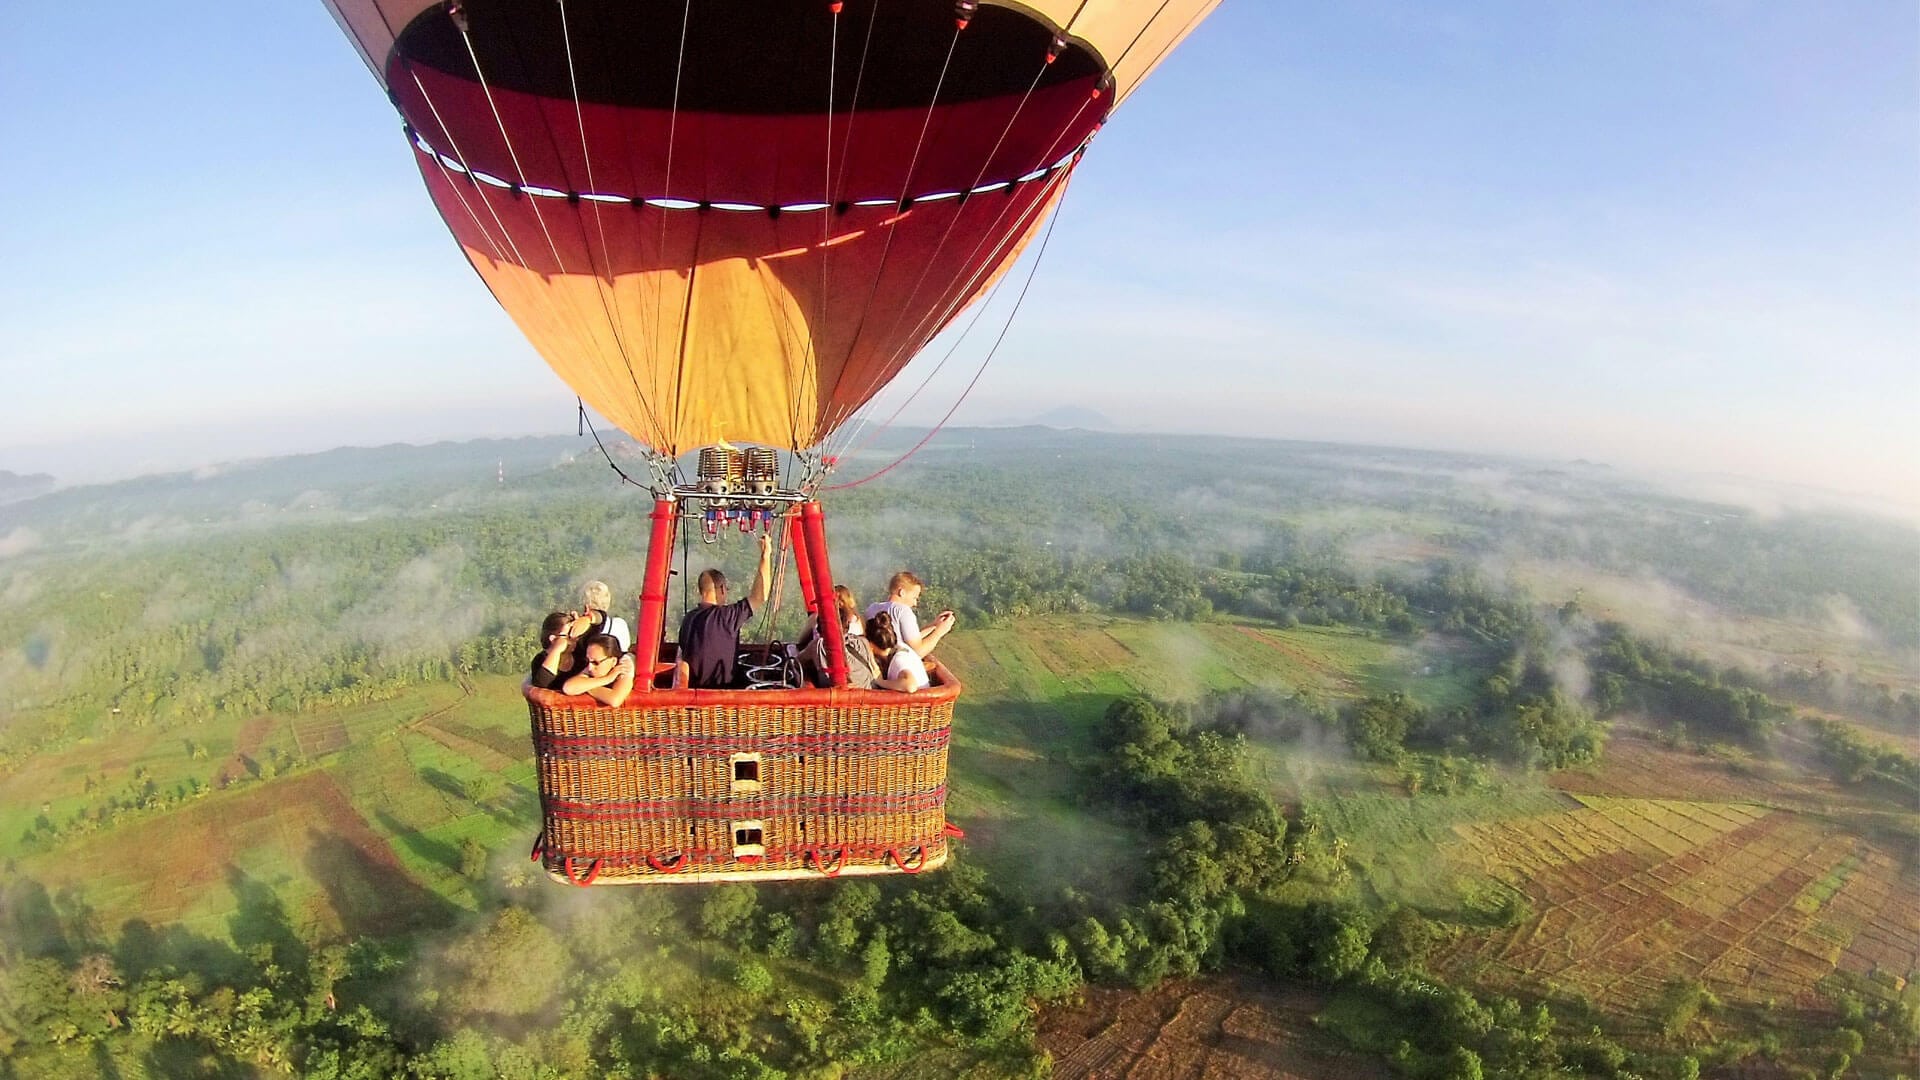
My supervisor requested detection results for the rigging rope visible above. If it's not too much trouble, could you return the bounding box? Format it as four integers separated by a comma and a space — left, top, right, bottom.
827, 169, 1077, 490
557, 0, 666, 441
829, 135, 1089, 464
578, 398, 649, 490
823, 24, 965, 417
825, 96, 1102, 462
660, 0, 696, 450
405, 64, 678, 448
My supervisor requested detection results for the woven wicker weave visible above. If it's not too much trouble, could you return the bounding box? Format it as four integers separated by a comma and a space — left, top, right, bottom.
525, 659, 960, 885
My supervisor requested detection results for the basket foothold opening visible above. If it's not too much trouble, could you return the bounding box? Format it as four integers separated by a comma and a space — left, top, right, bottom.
729, 752, 763, 792
732, 821, 765, 860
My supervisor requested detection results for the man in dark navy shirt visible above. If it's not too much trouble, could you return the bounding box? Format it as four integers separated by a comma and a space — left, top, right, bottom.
674, 532, 773, 689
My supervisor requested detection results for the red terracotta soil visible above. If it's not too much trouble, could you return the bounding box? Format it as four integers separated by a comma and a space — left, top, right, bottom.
214, 714, 279, 787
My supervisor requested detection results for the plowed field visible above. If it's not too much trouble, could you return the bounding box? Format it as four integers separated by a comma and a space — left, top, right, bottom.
1434, 794, 1920, 1017
1040, 976, 1392, 1080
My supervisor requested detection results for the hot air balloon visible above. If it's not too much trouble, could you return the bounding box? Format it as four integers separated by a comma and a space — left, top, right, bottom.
323, 0, 1220, 884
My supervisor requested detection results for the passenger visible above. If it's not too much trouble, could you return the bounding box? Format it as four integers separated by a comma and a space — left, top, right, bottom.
865, 571, 955, 659
674, 532, 773, 690
580, 580, 633, 653
866, 610, 930, 694
562, 634, 636, 706
800, 584, 880, 689
531, 611, 585, 690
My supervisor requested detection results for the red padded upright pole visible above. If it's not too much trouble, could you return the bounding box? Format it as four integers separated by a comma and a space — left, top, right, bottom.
788, 508, 819, 618
801, 501, 849, 688
633, 499, 677, 691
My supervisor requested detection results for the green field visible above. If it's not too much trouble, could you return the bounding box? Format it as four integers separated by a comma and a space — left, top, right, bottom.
1, 615, 1439, 952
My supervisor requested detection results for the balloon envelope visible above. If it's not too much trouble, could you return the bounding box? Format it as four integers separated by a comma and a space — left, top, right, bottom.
325, 0, 1219, 454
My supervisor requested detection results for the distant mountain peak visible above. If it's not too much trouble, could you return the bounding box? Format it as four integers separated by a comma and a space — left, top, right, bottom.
0, 469, 55, 505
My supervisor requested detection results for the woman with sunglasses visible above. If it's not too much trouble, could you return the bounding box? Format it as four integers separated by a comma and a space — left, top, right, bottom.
561, 634, 635, 706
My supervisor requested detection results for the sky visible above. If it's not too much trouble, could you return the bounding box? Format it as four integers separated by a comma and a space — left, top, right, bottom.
2, 2, 1915, 509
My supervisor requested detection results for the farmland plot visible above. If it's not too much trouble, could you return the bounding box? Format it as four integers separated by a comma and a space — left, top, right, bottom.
1040, 975, 1393, 1080
13, 770, 446, 941
1435, 796, 1919, 1017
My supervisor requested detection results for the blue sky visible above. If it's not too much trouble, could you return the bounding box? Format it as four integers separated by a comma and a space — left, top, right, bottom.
3, 2, 1914, 507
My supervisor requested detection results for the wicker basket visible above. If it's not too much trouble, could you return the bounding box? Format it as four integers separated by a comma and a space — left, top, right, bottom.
525, 659, 960, 885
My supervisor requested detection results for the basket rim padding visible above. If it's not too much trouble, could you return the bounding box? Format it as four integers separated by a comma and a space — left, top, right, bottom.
523, 657, 962, 709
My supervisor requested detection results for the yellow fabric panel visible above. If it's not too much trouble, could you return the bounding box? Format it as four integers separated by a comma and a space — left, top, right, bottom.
459, 246, 820, 454
677, 257, 821, 452
988, 0, 1223, 102
320, 0, 421, 86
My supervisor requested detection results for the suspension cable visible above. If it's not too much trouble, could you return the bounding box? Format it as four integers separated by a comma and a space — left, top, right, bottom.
784, 3, 844, 456
827, 134, 1089, 463
577, 398, 650, 490
658, 0, 696, 448
825, 24, 964, 411
824, 93, 1101, 461
828, 169, 1077, 490
557, 0, 668, 438
860, 57, 1054, 385
407, 64, 659, 447
456, 27, 573, 278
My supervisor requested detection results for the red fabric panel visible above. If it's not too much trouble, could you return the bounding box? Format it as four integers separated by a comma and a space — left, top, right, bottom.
395, 60, 1103, 206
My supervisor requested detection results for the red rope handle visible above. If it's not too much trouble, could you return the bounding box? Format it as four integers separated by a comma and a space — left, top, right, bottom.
942, 821, 966, 839
646, 852, 690, 874
889, 846, 929, 874
562, 857, 603, 886
808, 846, 848, 877
529, 834, 546, 862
